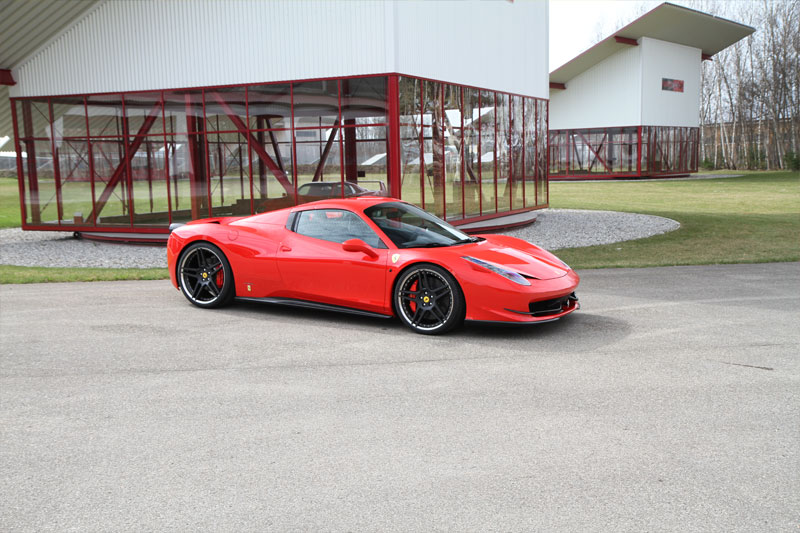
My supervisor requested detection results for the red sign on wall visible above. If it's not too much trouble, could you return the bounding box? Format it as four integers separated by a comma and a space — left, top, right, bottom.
662, 78, 684, 92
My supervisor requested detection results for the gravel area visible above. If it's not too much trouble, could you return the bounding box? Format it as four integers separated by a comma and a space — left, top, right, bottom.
504, 208, 679, 250
0, 209, 679, 269
0, 230, 168, 269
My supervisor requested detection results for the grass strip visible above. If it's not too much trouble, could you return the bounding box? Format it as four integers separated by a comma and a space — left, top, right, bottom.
0, 265, 169, 284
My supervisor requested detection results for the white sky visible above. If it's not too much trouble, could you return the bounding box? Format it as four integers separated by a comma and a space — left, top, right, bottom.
549, 0, 694, 70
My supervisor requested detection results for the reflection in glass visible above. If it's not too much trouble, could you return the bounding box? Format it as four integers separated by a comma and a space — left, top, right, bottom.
399, 77, 423, 207
293, 80, 339, 129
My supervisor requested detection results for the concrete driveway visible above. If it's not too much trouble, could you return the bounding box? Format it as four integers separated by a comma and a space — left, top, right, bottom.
1, 263, 798, 531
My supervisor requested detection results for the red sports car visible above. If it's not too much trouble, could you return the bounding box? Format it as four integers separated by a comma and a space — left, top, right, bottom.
167, 197, 579, 334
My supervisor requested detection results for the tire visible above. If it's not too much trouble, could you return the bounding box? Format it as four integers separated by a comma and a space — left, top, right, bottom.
394, 264, 465, 335
177, 242, 235, 308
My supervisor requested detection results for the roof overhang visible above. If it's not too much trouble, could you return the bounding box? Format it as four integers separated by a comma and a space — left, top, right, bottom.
550, 2, 755, 88
0, 0, 101, 141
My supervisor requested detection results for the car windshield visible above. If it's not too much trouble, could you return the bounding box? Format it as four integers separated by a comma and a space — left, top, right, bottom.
364, 202, 481, 248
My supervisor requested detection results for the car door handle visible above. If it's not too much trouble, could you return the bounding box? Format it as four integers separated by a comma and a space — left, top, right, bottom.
280, 245, 292, 252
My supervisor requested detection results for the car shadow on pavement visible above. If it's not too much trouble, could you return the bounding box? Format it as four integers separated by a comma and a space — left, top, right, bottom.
228, 300, 631, 350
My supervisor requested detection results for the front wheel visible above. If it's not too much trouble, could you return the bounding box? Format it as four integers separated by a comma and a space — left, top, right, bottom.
394, 264, 465, 335
177, 242, 235, 308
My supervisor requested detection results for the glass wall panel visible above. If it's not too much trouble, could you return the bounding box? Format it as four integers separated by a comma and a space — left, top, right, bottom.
130, 135, 169, 225
91, 139, 129, 226
511, 95, 524, 210
57, 139, 94, 225
295, 127, 341, 205
462, 87, 480, 217
423, 81, 444, 218
162, 90, 203, 135
342, 126, 388, 195
399, 77, 423, 207
167, 134, 193, 223
443, 84, 462, 220
480, 91, 496, 215
204, 132, 249, 216
247, 84, 292, 130
124, 92, 165, 136
293, 80, 339, 129
250, 129, 294, 213
51, 98, 88, 139
16, 100, 52, 225
294, 128, 339, 184
341, 77, 387, 124
536, 101, 547, 204
27, 142, 59, 225
524, 98, 537, 207
204, 88, 247, 133
496, 93, 510, 213
12, 75, 551, 235
186, 131, 210, 219
86, 94, 125, 138
640, 127, 649, 172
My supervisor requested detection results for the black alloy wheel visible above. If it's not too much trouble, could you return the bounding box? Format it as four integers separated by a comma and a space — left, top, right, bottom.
177, 242, 235, 308
394, 264, 465, 334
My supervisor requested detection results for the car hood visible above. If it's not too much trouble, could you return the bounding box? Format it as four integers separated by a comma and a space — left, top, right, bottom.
456, 235, 570, 280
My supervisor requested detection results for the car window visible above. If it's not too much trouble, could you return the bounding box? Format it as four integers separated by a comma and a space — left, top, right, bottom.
365, 201, 478, 248
293, 209, 387, 248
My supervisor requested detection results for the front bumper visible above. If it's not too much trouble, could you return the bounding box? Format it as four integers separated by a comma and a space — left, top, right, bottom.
460, 269, 581, 323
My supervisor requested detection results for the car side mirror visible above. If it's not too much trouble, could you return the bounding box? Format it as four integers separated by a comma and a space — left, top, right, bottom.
342, 238, 378, 259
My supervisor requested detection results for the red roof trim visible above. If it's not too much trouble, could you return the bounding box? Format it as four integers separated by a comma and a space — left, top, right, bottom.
614, 36, 639, 46
0, 69, 16, 86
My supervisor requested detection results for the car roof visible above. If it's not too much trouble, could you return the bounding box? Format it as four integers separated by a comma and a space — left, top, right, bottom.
289, 196, 399, 212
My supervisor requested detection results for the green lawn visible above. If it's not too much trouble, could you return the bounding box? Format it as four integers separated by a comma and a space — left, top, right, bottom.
0, 265, 168, 284
549, 171, 800, 269
0, 177, 22, 228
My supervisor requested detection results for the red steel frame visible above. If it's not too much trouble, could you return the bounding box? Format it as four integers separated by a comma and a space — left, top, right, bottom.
548, 124, 699, 180
11, 72, 549, 236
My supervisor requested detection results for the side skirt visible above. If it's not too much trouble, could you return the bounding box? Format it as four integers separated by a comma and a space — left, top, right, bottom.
236, 297, 393, 320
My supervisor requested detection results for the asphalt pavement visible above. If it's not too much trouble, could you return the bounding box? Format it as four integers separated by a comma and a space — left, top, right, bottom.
1, 263, 798, 531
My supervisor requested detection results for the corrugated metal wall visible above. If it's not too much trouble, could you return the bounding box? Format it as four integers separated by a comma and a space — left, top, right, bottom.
393, 0, 549, 98
9, 0, 548, 99
549, 44, 642, 130
11, 0, 393, 97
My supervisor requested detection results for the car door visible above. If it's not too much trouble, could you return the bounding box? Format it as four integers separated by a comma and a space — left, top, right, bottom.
276, 208, 389, 313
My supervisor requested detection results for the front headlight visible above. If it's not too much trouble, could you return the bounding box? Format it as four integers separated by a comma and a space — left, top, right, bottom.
462, 256, 531, 286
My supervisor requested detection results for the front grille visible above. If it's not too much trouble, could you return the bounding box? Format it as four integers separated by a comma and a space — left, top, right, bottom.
529, 292, 577, 317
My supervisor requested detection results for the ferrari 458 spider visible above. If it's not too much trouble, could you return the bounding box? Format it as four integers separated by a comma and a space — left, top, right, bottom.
167, 197, 579, 334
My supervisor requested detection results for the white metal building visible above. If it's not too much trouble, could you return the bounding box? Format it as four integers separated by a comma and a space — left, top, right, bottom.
548, 2, 754, 179
2, 0, 550, 239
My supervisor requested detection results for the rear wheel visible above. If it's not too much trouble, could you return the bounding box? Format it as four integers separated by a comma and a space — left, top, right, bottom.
177, 242, 235, 308
394, 264, 464, 335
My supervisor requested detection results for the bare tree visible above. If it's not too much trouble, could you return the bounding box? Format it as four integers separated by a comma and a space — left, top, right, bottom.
697, 0, 799, 170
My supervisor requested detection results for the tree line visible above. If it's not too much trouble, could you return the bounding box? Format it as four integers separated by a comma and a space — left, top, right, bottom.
698, 0, 799, 170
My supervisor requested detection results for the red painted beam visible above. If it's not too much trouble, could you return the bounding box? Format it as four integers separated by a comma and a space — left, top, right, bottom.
614, 36, 638, 46
549, 82, 566, 90
211, 92, 294, 197
576, 131, 611, 173
0, 69, 16, 86
387, 75, 401, 199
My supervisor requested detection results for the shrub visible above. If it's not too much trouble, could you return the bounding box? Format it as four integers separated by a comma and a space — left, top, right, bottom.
784, 151, 800, 171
